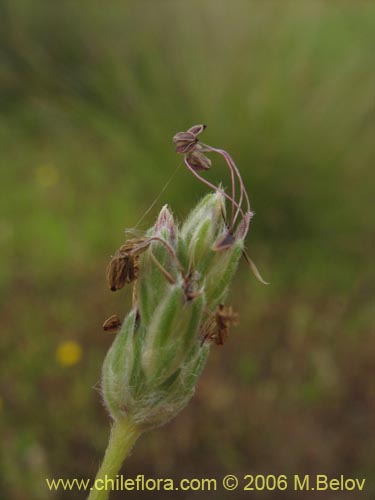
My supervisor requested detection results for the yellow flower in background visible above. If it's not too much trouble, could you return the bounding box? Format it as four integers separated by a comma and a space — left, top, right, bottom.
56, 340, 82, 367
34, 164, 59, 188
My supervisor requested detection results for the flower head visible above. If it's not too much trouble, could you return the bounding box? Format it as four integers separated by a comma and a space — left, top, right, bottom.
102, 192, 245, 430
101, 125, 266, 432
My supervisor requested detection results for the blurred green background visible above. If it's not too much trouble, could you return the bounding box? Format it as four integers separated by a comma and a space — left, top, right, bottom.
1, 1, 374, 499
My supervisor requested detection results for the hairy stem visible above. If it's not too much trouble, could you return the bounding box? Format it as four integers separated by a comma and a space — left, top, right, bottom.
88, 418, 142, 500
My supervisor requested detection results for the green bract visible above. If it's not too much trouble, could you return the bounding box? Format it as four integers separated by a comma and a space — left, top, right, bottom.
101, 192, 244, 430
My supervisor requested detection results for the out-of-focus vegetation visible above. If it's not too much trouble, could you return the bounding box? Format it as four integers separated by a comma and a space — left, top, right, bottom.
0, 1, 374, 499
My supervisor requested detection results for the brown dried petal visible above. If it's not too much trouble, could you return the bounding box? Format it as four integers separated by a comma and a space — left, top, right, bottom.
103, 314, 122, 333
242, 251, 269, 285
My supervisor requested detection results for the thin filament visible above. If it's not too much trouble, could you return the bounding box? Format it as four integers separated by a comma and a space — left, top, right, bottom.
131, 164, 181, 231
183, 157, 246, 223
206, 145, 251, 225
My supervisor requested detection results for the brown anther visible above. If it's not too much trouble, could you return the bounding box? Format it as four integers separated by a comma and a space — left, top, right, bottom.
172, 131, 198, 154
187, 124, 206, 136
173, 124, 206, 154
102, 314, 122, 333
186, 150, 211, 171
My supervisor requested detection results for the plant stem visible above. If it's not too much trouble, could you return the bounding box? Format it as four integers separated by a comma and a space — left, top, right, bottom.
88, 418, 142, 500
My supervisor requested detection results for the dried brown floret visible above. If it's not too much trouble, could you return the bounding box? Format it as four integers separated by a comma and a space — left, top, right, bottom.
201, 304, 239, 346
106, 238, 150, 291
106, 251, 139, 291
